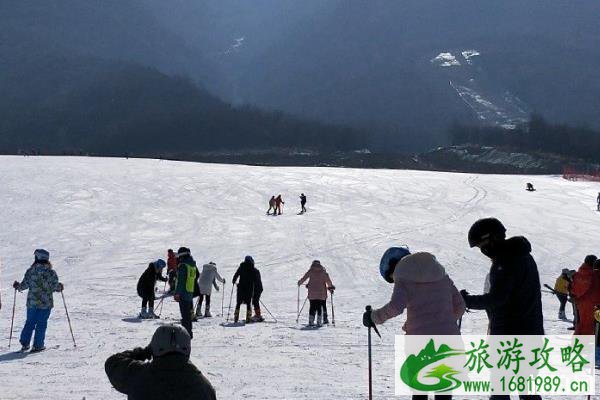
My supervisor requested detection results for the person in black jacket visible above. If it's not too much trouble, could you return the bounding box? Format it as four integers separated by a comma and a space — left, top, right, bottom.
251, 265, 264, 322
105, 324, 216, 400
137, 259, 167, 319
461, 218, 543, 400
232, 256, 257, 323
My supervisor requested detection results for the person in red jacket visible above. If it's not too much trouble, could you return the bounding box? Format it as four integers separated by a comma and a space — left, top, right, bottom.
571, 255, 599, 335
167, 249, 178, 293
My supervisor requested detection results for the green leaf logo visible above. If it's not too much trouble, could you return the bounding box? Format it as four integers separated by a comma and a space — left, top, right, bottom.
400, 339, 464, 392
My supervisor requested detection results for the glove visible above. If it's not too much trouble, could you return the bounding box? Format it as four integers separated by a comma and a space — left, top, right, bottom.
328, 285, 336, 292
460, 289, 469, 300
215, 286, 219, 292
130, 346, 153, 361
363, 309, 376, 328
13, 281, 20, 289
58, 283, 64, 292
174, 294, 181, 302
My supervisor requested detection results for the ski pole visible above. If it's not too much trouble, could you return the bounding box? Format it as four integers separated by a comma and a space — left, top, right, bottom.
296, 296, 308, 323
61, 291, 77, 348
8, 288, 16, 348
221, 282, 225, 317
259, 299, 277, 323
296, 285, 300, 322
458, 316, 462, 330
331, 292, 335, 326
226, 282, 235, 322
367, 305, 373, 400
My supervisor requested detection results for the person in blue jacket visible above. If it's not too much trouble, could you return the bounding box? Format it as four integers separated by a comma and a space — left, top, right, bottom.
13, 249, 64, 352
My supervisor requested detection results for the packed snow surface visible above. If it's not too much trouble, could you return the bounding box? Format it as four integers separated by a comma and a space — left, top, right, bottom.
0, 156, 599, 399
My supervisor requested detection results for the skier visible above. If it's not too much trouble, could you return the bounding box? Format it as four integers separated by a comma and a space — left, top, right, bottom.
297, 260, 335, 326
553, 269, 571, 320
196, 262, 225, 318
251, 263, 264, 322
275, 194, 285, 215
174, 247, 197, 338
460, 218, 544, 336
570, 255, 600, 335
12, 249, 64, 352
526, 182, 535, 191
105, 324, 216, 400
232, 256, 256, 323
597, 192, 600, 211
299, 193, 307, 213
167, 249, 178, 293
266, 196, 276, 215
363, 248, 464, 400
136, 259, 167, 319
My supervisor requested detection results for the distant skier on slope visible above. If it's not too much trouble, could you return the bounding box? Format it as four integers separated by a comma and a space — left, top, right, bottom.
275, 194, 285, 215
232, 256, 257, 323
196, 262, 225, 318
167, 249, 177, 293
267, 196, 276, 215
298, 260, 335, 326
597, 192, 600, 211
570, 255, 600, 335
299, 193, 307, 214
105, 324, 216, 400
137, 259, 167, 319
174, 247, 197, 338
526, 182, 535, 191
12, 249, 64, 352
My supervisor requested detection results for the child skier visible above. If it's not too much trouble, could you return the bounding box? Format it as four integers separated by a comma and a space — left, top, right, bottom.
12, 249, 64, 352
297, 260, 335, 326
167, 249, 177, 293
554, 269, 571, 320
196, 262, 225, 318
137, 259, 167, 319
232, 256, 257, 323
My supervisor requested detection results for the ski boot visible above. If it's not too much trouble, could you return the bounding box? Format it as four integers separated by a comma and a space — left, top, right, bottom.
148, 308, 159, 319
20, 344, 30, 353
204, 310, 212, 318
138, 307, 148, 319
234, 307, 240, 323
308, 313, 315, 327
245, 308, 252, 323
317, 314, 323, 327
30, 346, 46, 353
251, 306, 264, 322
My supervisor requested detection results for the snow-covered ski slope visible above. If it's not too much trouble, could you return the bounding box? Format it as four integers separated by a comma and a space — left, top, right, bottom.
0, 156, 598, 399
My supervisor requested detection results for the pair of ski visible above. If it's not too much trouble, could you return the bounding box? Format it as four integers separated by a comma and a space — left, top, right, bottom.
16, 345, 60, 354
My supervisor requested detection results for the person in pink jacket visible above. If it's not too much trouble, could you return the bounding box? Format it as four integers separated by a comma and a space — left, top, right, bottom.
298, 260, 335, 326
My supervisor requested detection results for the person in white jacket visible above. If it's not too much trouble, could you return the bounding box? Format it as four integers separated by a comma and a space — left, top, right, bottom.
196, 262, 225, 318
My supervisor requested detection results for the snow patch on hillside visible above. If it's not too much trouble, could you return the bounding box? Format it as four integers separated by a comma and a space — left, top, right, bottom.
431, 52, 461, 67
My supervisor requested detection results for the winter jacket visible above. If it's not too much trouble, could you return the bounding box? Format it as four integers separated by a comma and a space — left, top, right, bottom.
17, 262, 62, 309
167, 252, 177, 273
105, 349, 216, 400
372, 252, 465, 335
233, 261, 256, 303
252, 268, 263, 300
298, 261, 333, 301
275, 196, 284, 206
554, 275, 570, 295
175, 255, 198, 303
137, 263, 167, 298
463, 236, 544, 335
198, 263, 225, 296
300, 195, 306, 205
571, 263, 600, 335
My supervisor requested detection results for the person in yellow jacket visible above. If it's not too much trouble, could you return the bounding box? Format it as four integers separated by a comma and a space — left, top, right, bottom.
554, 269, 572, 320
174, 247, 198, 339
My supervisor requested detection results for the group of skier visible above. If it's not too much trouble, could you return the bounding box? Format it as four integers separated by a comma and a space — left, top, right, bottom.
266, 193, 307, 215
